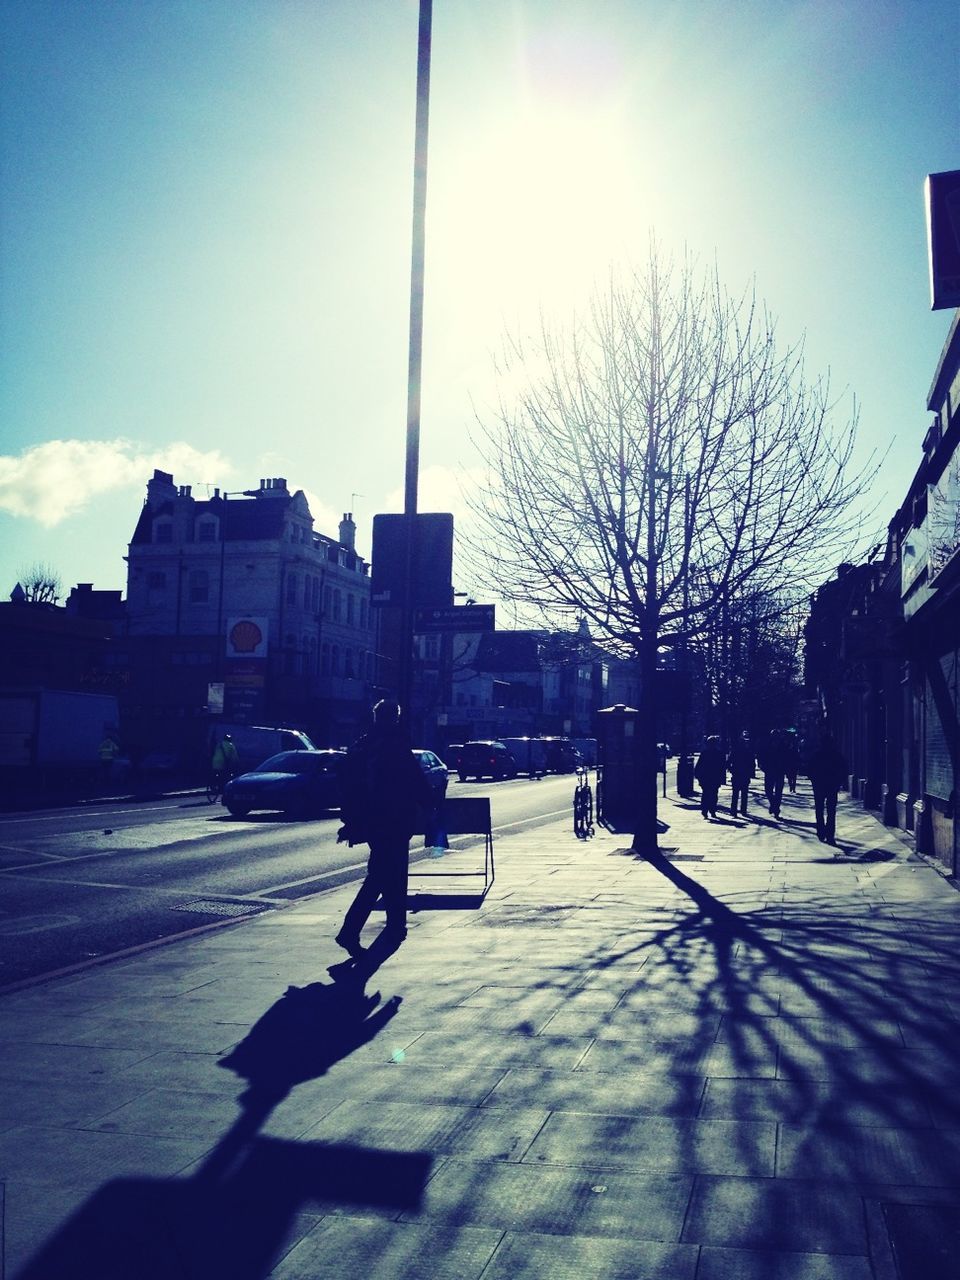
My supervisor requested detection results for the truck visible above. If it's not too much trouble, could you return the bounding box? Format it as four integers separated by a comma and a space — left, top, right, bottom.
0, 688, 121, 794
500, 736, 549, 777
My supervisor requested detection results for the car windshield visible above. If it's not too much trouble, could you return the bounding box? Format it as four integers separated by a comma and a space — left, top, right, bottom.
257, 752, 337, 775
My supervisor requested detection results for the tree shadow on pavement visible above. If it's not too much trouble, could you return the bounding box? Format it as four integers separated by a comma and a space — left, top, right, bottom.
599, 844, 960, 1146
15, 976, 430, 1280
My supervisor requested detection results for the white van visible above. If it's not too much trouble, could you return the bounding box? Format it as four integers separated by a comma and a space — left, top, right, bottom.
500, 737, 549, 777
213, 724, 315, 771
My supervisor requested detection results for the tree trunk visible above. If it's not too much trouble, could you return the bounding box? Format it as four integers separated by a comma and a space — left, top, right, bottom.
632, 623, 660, 854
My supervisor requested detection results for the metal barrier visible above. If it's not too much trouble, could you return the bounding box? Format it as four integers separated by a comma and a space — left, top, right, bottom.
409, 796, 495, 899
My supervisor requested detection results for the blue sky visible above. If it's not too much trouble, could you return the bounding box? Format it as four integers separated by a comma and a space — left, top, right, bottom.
1, 0, 957, 601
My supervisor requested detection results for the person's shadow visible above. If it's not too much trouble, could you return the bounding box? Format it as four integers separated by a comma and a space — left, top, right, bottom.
15, 978, 429, 1280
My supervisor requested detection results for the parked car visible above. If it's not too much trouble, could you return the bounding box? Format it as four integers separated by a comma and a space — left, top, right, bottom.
413, 749, 449, 800
223, 749, 345, 818
458, 740, 518, 782
443, 743, 464, 773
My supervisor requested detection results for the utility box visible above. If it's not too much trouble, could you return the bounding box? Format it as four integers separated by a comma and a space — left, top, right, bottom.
596, 703, 642, 831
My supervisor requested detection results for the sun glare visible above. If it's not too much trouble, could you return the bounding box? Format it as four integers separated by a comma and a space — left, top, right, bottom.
435, 101, 644, 322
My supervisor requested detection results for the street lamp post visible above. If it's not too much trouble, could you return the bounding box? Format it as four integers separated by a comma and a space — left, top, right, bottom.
399, 0, 433, 722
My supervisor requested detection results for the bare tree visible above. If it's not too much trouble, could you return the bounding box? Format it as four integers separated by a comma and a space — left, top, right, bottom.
17, 562, 62, 605
694, 586, 805, 739
466, 247, 876, 852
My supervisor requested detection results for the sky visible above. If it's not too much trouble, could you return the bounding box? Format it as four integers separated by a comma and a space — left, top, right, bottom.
1, 0, 958, 606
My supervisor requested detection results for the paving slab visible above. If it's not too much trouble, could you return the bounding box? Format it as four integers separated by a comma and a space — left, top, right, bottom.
2, 781, 960, 1277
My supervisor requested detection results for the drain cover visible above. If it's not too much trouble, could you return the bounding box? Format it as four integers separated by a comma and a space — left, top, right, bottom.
883, 1203, 960, 1280
173, 900, 263, 918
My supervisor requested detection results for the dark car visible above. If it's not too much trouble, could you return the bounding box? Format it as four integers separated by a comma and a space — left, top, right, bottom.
444, 743, 464, 773
222, 749, 345, 818
413, 749, 448, 800
458, 740, 518, 783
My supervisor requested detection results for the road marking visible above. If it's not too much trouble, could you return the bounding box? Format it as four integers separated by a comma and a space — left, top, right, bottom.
0, 802, 184, 825
0, 913, 80, 936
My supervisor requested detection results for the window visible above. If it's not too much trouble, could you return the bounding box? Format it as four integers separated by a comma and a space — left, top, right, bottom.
188, 570, 209, 603
347, 594, 355, 625
286, 573, 298, 605
321, 643, 330, 674
323, 585, 332, 617
332, 644, 340, 675
360, 599, 368, 629
155, 521, 173, 543
147, 571, 166, 589
333, 589, 342, 621
197, 520, 217, 542
345, 649, 354, 677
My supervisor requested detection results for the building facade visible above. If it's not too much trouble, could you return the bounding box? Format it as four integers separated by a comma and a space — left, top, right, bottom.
124, 471, 374, 763
806, 312, 960, 875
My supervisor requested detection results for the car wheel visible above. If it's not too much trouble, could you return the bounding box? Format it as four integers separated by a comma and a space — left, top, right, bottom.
226, 800, 250, 818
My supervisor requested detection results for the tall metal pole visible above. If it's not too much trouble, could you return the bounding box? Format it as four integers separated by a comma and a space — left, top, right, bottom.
399, 0, 432, 721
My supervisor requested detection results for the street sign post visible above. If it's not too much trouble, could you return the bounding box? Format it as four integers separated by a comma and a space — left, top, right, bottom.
414, 604, 495, 632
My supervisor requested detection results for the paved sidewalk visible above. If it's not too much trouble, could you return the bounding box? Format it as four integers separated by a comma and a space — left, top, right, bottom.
2, 781, 960, 1278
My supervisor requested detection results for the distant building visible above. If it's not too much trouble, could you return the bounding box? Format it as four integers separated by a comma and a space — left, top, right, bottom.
0, 589, 118, 694
424, 618, 640, 751
124, 471, 374, 762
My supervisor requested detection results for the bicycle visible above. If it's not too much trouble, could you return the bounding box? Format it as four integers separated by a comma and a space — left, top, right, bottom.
573, 766, 594, 839
205, 769, 228, 804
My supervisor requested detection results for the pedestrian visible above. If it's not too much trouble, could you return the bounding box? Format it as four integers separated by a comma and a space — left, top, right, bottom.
211, 734, 239, 786
759, 729, 787, 818
783, 728, 801, 792
807, 730, 848, 844
728, 730, 756, 817
98, 730, 120, 783
335, 699, 433, 958
694, 735, 726, 819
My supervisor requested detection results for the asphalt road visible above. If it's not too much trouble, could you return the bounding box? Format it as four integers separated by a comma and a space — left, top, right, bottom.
0, 772, 578, 988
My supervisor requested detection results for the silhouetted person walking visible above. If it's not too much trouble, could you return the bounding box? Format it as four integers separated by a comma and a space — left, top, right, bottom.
807, 730, 848, 844
335, 699, 432, 958
783, 728, 801, 792
694, 736, 726, 819
759, 729, 787, 818
728, 730, 756, 817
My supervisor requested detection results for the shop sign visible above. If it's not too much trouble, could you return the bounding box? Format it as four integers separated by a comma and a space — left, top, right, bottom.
226, 616, 269, 660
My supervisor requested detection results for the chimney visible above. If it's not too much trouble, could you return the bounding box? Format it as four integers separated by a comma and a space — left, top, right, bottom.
339, 512, 356, 551
146, 469, 177, 507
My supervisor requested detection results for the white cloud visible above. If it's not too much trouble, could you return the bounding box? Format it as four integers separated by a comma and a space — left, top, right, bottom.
382, 463, 486, 528
0, 439, 233, 527
301, 488, 345, 541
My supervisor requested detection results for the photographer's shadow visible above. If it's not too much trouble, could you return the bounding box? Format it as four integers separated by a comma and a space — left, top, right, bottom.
17, 979, 428, 1280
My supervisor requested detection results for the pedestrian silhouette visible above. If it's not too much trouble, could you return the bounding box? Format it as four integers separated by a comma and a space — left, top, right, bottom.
694, 736, 726, 820
759, 728, 788, 818
728, 730, 756, 817
807, 729, 848, 844
783, 727, 801, 792
335, 699, 433, 958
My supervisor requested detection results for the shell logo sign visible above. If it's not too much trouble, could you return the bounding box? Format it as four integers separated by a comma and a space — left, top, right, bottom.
226, 617, 269, 660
